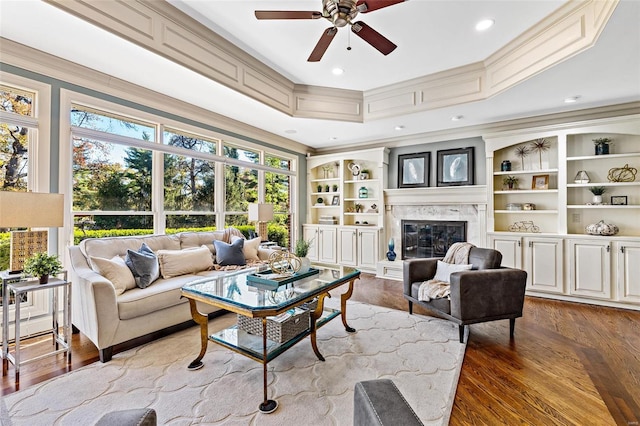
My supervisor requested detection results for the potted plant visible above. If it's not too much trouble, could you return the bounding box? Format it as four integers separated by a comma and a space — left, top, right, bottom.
294, 238, 313, 273
503, 175, 519, 190
593, 138, 612, 155
588, 186, 607, 204
332, 184, 338, 192
23, 252, 63, 284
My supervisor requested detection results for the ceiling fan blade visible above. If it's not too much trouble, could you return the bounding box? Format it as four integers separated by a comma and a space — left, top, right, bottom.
351, 21, 397, 55
356, 0, 406, 13
308, 27, 338, 62
255, 10, 322, 20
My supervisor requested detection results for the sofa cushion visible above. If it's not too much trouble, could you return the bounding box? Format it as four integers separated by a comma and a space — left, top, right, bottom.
179, 231, 225, 255
231, 235, 261, 261
116, 275, 198, 320
125, 243, 160, 289
157, 245, 213, 279
80, 234, 181, 260
214, 238, 246, 266
433, 260, 472, 283
90, 255, 136, 296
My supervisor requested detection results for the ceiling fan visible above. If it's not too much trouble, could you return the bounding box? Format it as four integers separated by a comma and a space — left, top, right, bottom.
255, 0, 406, 62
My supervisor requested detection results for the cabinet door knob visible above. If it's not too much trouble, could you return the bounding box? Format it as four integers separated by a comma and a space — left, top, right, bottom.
606, 245, 610, 252
518, 240, 521, 247
621, 246, 625, 253
529, 241, 533, 248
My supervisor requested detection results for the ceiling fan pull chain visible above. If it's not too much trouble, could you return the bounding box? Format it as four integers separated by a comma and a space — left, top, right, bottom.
347, 29, 352, 51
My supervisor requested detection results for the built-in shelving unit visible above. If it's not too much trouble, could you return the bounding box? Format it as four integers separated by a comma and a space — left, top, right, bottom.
484, 114, 640, 311
304, 148, 389, 273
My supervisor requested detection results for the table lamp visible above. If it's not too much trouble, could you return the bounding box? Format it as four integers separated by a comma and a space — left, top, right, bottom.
0, 191, 64, 272
248, 203, 274, 242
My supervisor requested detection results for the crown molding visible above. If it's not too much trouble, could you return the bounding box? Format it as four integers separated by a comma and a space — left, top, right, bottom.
312, 101, 640, 155
42, 0, 618, 124
0, 36, 310, 155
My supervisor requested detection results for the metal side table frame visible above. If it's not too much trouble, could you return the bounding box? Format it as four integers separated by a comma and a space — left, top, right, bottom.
2, 271, 71, 382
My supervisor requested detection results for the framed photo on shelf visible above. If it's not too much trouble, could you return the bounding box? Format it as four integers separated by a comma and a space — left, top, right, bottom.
436, 147, 474, 187
331, 195, 340, 206
398, 152, 430, 188
611, 196, 628, 205
531, 174, 549, 190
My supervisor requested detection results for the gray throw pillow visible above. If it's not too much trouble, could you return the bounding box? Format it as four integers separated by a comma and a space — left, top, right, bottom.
213, 238, 246, 266
125, 243, 160, 289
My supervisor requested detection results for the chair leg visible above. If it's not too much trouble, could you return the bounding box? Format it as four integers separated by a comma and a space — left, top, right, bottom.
509, 318, 516, 338
459, 325, 465, 343
408, 301, 413, 315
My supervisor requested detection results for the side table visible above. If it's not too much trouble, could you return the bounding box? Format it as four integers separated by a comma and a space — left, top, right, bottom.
1, 271, 72, 382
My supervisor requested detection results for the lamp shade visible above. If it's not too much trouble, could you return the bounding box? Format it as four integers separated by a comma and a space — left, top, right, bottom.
0, 192, 64, 228
248, 203, 274, 222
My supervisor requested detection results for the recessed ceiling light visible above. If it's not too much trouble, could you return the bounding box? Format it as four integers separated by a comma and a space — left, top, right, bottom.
564, 96, 581, 103
394, 125, 405, 131
329, 136, 338, 141
451, 115, 464, 121
332, 67, 344, 75
475, 19, 494, 31
284, 129, 297, 134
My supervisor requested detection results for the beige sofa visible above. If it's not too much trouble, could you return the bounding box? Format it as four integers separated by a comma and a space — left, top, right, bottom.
68, 229, 273, 362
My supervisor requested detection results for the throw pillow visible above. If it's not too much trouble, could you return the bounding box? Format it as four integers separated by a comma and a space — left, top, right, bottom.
231, 235, 261, 261
125, 243, 160, 289
213, 238, 246, 266
433, 260, 472, 283
156, 245, 213, 279
90, 255, 136, 296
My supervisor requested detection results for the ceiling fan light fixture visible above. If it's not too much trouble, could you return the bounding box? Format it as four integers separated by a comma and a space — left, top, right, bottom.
475, 19, 494, 31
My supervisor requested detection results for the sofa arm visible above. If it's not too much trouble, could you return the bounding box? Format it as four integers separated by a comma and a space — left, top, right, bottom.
449, 268, 527, 321
258, 247, 278, 260
68, 246, 120, 349
403, 258, 441, 295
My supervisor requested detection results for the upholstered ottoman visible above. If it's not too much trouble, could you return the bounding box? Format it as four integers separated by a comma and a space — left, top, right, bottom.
354, 379, 423, 426
96, 408, 157, 426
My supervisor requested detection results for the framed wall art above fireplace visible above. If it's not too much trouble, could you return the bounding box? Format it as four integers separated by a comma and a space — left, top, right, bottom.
398, 152, 430, 188
437, 147, 474, 187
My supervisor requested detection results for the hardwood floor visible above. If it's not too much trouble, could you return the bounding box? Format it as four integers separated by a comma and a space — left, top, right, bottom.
3, 273, 640, 425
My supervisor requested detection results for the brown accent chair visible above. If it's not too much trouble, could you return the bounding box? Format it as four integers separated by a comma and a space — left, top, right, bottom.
403, 247, 527, 343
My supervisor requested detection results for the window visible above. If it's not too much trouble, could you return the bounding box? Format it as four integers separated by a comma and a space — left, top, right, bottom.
66, 97, 296, 246
1, 84, 34, 191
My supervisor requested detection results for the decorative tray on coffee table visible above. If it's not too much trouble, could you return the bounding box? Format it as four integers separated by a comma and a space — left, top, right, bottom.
246, 268, 320, 290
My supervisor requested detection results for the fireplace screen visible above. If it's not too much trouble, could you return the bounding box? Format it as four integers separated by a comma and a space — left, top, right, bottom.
402, 220, 467, 259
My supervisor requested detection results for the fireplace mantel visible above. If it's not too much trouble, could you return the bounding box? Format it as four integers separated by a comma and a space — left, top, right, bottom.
384, 185, 487, 206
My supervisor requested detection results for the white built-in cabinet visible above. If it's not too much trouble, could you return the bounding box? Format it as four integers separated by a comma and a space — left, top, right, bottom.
338, 226, 381, 270
305, 147, 388, 273
489, 235, 563, 293
303, 225, 337, 264
485, 115, 640, 310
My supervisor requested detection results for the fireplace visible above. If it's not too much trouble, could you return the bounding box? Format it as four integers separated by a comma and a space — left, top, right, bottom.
401, 220, 467, 259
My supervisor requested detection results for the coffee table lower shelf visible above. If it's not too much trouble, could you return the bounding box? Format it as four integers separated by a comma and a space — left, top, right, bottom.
210, 308, 340, 362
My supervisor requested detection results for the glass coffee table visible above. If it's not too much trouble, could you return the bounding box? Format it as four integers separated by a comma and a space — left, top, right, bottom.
181, 264, 360, 413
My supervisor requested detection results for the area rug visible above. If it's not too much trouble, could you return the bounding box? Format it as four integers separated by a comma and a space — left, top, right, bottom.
2, 302, 466, 425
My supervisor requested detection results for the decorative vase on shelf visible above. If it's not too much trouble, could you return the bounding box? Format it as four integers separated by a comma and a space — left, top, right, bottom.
386, 238, 397, 261
592, 195, 603, 204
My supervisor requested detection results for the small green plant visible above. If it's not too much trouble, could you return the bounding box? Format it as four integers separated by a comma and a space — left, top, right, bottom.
592, 138, 612, 145
23, 252, 63, 278
588, 186, 607, 195
503, 175, 519, 186
294, 238, 313, 257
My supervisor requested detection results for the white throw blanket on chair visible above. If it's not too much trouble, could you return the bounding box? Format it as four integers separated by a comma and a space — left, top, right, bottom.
418, 242, 475, 301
